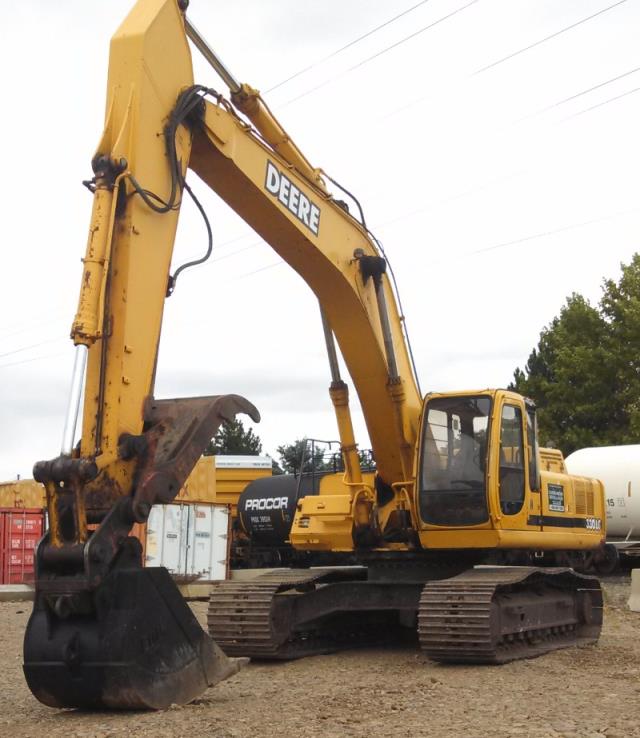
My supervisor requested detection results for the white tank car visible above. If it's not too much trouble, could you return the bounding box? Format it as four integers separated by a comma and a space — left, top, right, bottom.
565, 445, 640, 569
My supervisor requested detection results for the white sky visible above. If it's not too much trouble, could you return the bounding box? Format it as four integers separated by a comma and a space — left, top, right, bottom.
0, 0, 638, 480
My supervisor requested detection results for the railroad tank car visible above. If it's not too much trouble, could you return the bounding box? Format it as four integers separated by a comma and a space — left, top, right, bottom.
565, 444, 640, 570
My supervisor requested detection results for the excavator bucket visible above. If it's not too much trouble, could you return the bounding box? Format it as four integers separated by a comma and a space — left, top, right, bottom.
24, 566, 245, 710
24, 393, 258, 709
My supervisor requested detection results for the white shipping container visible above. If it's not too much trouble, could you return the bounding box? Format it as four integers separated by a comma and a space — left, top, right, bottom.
145, 503, 230, 580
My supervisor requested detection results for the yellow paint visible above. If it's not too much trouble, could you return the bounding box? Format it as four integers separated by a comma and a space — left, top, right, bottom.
540, 447, 567, 473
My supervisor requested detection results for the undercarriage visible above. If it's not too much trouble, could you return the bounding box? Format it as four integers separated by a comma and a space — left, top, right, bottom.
208, 562, 603, 664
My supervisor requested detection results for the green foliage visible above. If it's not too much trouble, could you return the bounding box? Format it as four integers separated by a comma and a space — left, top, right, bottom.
275, 440, 375, 475
276, 439, 331, 475
512, 255, 640, 455
204, 418, 263, 456
601, 253, 640, 438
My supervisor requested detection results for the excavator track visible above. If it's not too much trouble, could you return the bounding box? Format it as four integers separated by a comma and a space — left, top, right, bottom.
418, 566, 603, 664
208, 568, 372, 659
209, 566, 603, 664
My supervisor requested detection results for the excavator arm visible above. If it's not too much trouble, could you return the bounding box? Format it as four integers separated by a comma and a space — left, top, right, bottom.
24, 0, 422, 711
190, 93, 423, 482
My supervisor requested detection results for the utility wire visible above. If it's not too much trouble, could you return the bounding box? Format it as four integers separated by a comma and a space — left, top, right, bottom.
517, 63, 640, 122
281, 0, 480, 108
0, 336, 65, 361
371, 61, 640, 229
0, 311, 68, 343
372, 170, 528, 232
375, 28, 638, 127
461, 207, 640, 259
564, 84, 640, 119
234, 261, 283, 281
355, 60, 640, 227
266, 0, 433, 93
0, 350, 67, 371
542, 64, 640, 113
474, 0, 629, 75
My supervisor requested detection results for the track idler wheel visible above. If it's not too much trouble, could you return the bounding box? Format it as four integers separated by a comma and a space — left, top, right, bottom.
23, 567, 245, 710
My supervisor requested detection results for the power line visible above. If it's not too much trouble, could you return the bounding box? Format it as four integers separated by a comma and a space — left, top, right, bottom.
461, 207, 640, 259
474, 0, 629, 75
281, 0, 480, 108
564, 84, 640, 119
376, 37, 637, 130
0, 311, 68, 344
0, 350, 67, 371
234, 261, 283, 281
372, 169, 528, 232
355, 62, 640, 220
517, 63, 640, 122
0, 336, 65, 361
544, 64, 640, 112
266, 0, 433, 93
180, 239, 264, 269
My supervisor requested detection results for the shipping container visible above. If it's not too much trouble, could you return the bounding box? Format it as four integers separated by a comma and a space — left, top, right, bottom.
211, 455, 272, 515
0, 479, 46, 509
145, 503, 230, 580
0, 507, 44, 584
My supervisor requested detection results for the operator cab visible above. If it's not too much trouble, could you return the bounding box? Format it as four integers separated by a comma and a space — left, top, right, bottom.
417, 390, 539, 528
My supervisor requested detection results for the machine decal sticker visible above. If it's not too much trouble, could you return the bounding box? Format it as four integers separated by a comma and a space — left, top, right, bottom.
547, 483, 565, 512
245, 496, 289, 511
265, 160, 321, 235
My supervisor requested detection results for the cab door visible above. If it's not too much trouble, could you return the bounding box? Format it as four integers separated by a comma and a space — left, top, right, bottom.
524, 404, 542, 529
495, 399, 536, 531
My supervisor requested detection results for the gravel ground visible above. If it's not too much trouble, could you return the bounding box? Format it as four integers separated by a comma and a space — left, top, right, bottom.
2, 576, 639, 738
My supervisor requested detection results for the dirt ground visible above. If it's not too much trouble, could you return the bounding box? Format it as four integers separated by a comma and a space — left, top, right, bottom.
2, 577, 639, 738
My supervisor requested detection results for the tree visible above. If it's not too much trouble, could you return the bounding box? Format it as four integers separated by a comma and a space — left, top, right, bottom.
271, 457, 284, 475
511, 255, 640, 456
600, 253, 640, 439
204, 418, 263, 456
275, 440, 375, 475
276, 439, 331, 475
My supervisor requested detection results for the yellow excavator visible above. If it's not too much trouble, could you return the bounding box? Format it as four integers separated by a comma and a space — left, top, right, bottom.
23, 0, 605, 710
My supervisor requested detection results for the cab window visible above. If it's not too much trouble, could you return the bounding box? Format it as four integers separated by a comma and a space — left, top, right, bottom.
499, 404, 525, 515
526, 408, 540, 492
419, 395, 490, 526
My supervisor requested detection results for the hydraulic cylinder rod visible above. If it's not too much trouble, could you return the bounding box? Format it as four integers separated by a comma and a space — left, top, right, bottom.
61, 345, 88, 455
320, 309, 363, 485
184, 16, 241, 93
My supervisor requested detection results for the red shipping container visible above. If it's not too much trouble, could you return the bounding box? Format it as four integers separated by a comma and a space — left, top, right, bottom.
0, 508, 44, 585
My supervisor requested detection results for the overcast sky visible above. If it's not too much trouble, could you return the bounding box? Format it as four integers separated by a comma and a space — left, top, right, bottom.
0, 0, 638, 480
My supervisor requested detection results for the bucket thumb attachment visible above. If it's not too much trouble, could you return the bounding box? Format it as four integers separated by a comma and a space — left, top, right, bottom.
24, 566, 245, 710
